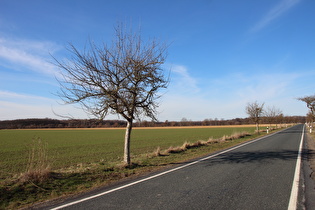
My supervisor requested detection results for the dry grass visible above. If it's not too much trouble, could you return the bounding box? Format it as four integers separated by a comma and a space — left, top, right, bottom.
152, 146, 162, 157
160, 131, 251, 155
166, 146, 185, 154
19, 137, 51, 183
191, 140, 207, 147
207, 138, 220, 144
19, 168, 51, 184
227, 131, 250, 140
180, 141, 191, 150
164, 140, 209, 154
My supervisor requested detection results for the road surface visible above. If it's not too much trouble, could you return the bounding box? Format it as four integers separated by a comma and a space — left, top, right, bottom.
48, 124, 306, 210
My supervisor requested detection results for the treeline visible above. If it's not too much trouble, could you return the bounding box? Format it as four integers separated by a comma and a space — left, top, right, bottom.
0, 116, 305, 129
0, 119, 126, 129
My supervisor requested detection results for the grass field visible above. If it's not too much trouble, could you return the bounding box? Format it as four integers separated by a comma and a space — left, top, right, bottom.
0, 126, 259, 179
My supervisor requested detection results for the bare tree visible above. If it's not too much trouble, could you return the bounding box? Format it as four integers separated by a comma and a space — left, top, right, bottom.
298, 95, 315, 123
264, 106, 283, 128
245, 101, 264, 133
54, 24, 169, 166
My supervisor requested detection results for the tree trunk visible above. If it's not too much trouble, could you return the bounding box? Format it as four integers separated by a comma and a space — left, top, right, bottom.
256, 122, 259, 133
124, 120, 133, 166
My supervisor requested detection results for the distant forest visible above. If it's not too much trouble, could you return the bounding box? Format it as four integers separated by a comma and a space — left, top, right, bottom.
0, 116, 306, 129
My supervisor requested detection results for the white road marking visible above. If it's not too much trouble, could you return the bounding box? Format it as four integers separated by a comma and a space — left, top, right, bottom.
287, 124, 305, 210
51, 130, 282, 209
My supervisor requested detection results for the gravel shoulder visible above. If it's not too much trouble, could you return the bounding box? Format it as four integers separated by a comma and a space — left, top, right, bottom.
306, 133, 315, 180
303, 132, 315, 209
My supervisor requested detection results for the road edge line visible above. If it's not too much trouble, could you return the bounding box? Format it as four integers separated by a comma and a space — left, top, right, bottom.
288, 124, 305, 210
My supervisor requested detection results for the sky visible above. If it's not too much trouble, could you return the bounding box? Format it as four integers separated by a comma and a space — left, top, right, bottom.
0, 0, 315, 121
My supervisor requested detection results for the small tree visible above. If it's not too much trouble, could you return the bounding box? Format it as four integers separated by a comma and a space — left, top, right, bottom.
264, 106, 283, 128
246, 101, 264, 133
298, 95, 315, 132
298, 95, 315, 123
54, 24, 169, 166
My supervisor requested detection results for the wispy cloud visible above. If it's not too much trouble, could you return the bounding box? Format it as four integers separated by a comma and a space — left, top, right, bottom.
158, 71, 304, 121
211, 72, 300, 101
250, 0, 301, 33
0, 90, 90, 120
0, 100, 49, 120
0, 37, 60, 76
171, 64, 199, 93
0, 90, 54, 119
0, 90, 56, 104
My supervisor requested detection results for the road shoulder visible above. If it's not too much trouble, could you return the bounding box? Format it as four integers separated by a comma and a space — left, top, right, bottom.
302, 133, 315, 209
306, 133, 315, 180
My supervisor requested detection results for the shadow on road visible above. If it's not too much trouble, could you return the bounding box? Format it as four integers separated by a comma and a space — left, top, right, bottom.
202, 149, 315, 166
278, 130, 303, 134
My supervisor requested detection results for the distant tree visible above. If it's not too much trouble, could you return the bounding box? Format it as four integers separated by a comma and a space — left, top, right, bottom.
202, 119, 210, 126
214, 118, 219, 125
54, 24, 169, 166
181, 117, 188, 122
245, 101, 264, 133
298, 95, 315, 123
180, 117, 189, 126
275, 113, 284, 127
264, 106, 283, 128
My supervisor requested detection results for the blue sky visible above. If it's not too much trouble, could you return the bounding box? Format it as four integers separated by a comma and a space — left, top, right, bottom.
0, 0, 314, 121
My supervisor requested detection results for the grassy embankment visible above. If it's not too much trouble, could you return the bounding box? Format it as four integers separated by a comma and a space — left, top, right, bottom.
0, 125, 285, 209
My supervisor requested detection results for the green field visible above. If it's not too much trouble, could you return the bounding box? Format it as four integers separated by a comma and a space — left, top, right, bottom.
0, 126, 258, 179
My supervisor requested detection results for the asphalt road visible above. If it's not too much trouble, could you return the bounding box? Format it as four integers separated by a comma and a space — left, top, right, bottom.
49, 124, 305, 210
